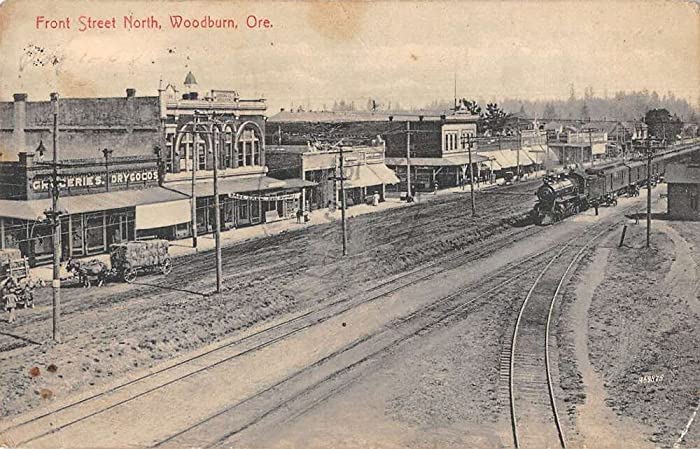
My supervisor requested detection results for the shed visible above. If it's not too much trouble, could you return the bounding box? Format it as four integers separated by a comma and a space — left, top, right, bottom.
666, 163, 700, 220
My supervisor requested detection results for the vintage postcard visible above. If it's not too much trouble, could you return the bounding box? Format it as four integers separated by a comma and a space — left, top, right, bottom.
0, 0, 698, 448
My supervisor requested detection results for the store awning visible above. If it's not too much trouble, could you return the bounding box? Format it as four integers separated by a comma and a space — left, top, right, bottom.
135, 200, 191, 230
478, 150, 533, 169
169, 175, 316, 197
0, 187, 190, 222
343, 164, 399, 188
368, 164, 400, 185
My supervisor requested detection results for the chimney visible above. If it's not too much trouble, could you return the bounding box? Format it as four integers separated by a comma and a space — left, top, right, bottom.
126, 88, 136, 98
12, 93, 28, 159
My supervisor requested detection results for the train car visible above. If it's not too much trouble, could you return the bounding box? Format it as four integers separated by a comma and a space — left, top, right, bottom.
531, 143, 700, 225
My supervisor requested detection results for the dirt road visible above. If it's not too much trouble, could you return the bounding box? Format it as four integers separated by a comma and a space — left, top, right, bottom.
2, 182, 693, 449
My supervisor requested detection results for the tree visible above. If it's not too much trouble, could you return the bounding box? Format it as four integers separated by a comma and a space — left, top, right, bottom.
543, 103, 557, 119
458, 98, 482, 115
482, 103, 510, 136
644, 108, 683, 142
581, 102, 591, 121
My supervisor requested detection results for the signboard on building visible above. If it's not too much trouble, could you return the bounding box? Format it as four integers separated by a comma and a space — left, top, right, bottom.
31, 168, 160, 192
210, 90, 240, 102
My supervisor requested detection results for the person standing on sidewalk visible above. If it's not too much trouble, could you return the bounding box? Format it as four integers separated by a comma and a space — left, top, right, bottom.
2, 278, 18, 323
296, 208, 303, 224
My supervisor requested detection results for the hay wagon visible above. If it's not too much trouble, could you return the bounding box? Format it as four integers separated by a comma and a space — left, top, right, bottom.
0, 248, 36, 309
109, 240, 172, 283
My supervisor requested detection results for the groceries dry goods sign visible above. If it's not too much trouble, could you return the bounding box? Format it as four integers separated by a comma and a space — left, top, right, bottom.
31, 169, 159, 192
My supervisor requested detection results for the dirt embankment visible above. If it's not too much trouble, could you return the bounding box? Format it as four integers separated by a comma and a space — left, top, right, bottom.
584, 224, 699, 447
0, 184, 537, 419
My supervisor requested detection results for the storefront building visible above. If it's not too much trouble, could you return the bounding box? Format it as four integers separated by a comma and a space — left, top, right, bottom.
0, 74, 311, 265
266, 143, 398, 210
383, 110, 481, 191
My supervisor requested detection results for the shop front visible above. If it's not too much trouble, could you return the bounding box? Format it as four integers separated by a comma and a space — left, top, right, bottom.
0, 187, 192, 265
167, 175, 314, 236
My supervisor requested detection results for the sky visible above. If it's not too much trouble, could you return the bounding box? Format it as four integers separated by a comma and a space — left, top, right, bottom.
0, 0, 698, 113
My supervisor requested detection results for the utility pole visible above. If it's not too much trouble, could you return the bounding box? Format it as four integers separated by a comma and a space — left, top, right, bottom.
646, 139, 653, 248
339, 146, 348, 256
326, 143, 349, 256
406, 121, 412, 199
102, 148, 113, 192
588, 127, 594, 167
190, 115, 199, 250
204, 111, 223, 293
50, 92, 62, 343
462, 133, 477, 216
516, 129, 521, 180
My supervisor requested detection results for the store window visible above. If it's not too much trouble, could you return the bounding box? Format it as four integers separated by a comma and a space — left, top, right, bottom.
70, 215, 85, 256
85, 212, 106, 255
2, 218, 27, 250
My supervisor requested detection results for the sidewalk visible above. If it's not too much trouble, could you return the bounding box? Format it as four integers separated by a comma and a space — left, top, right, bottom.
29, 197, 411, 282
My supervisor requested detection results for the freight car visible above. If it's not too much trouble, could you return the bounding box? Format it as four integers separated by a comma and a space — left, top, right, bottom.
532, 143, 698, 225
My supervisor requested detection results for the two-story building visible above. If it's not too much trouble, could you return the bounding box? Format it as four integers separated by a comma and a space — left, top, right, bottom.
546, 125, 608, 165
0, 74, 311, 265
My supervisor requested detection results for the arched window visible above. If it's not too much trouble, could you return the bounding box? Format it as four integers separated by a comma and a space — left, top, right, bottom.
177, 131, 207, 172
238, 127, 261, 167
224, 125, 235, 168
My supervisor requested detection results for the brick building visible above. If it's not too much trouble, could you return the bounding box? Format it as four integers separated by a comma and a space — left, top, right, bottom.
0, 74, 310, 265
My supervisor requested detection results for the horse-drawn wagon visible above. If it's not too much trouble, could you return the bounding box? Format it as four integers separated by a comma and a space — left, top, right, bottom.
109, 240, 172, 283
1, 249, 37, 319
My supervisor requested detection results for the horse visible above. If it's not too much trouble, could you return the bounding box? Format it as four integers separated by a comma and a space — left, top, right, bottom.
66, 258, 109, 288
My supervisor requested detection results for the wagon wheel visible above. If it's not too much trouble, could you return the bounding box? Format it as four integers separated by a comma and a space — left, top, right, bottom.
160, 257, 173, 275
123, 267, 137, 283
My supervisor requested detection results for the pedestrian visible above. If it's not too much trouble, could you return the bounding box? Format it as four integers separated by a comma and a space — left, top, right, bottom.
3, 279, 18, 323
594, 203, 599, 216
372, 191, 380, 206
433, 180, 439, 195
296, 208, 303, 224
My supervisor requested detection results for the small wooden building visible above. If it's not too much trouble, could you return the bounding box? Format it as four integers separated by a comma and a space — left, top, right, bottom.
666, 163, 700, 220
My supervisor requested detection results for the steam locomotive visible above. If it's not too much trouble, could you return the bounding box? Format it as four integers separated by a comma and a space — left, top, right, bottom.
532, 143, 698, 225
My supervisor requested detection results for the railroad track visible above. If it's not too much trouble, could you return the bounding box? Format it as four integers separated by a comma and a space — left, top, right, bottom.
507, 222, 617, 449
3, 198, 635, 448
0, 222, 543, 446
150, 251, 554, 449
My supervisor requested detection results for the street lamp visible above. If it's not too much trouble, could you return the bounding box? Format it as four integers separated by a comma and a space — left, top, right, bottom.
102, 148, 113, 192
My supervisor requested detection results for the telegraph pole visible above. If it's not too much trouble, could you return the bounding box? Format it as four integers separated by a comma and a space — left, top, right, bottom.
50, 92, 61, 343
190, 115, 199, 250
339, 146, 348, 256
210, 113, 223, 293
461, 133, 477, 216
406, 121, 412, 199
646, 139, 653, 248
516, 129, 521, 180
